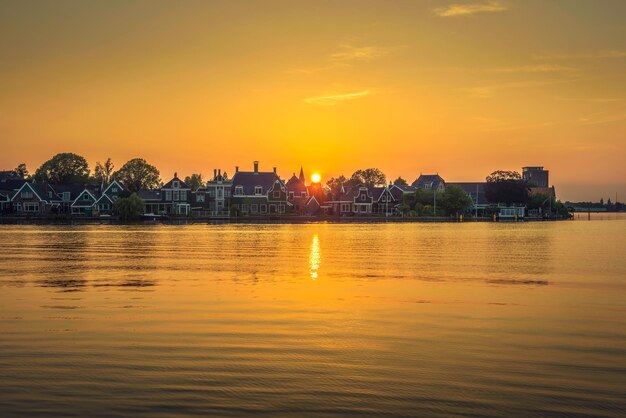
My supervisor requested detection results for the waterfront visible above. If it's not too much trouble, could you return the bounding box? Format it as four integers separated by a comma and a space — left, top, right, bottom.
1, 218, 625, 417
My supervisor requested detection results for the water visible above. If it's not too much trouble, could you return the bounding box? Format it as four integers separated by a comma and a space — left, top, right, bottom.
1, 218, 625, 417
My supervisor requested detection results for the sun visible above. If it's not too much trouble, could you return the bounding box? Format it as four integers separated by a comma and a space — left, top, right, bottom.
311, 173, 321, 183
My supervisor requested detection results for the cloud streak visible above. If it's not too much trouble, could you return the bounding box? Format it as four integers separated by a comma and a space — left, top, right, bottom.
534, 50, 626, 60
304, 90, 371, 106
434, 1, 507, 17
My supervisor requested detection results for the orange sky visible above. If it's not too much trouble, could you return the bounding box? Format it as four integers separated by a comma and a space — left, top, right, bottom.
1, 0, 625, 201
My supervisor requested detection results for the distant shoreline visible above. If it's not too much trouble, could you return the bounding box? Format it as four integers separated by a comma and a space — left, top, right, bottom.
0, 215, 578, 225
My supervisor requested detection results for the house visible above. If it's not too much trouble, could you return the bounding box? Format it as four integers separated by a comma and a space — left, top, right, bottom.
230, 161, 289, 215
372, 185, 404, 215
286, 167, 309, 214
412, 174, 445, 192
346, 184, 374, 214
49, 184, 85, 213
192, 169, 231, 217
94, 180, 125, 215
0, 179, 26, 213
138, 189, 165, 215
304, 196, 322, 216
162, 173, 191, 215
324, 183, 354, 216
70, 185, 101, 216
10, 181, 55, 215
0, 170, 21, 181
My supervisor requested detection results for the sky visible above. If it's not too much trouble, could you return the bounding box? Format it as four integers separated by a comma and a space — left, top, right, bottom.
0, 0, 625, 201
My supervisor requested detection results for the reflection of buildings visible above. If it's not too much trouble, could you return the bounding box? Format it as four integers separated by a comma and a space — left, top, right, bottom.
309, 234, 320, 279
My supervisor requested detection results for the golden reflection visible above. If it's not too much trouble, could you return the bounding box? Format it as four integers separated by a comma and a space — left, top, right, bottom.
309, 234, 321, 280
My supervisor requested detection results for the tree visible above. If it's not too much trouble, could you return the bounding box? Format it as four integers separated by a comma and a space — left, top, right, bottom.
326, 175, 347, 194
184, 173, 204, 191
393, 176, 408, 186
351, 168, 386, 187
115, 193, 144, 221
14, 163, 29, 179
34, 153, 90, 184
222, 171, 229, 181
113, 158, 160, 193
440, 185, 473, 216
94, 158, 115, 184
485, 170, 529, 205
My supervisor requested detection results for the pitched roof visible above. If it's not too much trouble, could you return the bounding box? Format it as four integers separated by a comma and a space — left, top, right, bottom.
0, 179, 27, 195
286, 173, 307, 193
137, 189, 162, 201
162, 175, 190, 189
231, 171, 283, 195
369, 187, 386, 202
412, 174, 445, 189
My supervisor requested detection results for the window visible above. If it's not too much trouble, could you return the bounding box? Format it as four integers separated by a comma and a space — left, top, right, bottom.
24, 202, 39, 212
242, 204, 249, 213
21, 190, 33, 199
260, 204, 267, 213
196, 194, 205, 203
255, 186, 263, 195
234, 186, 243, 196
111, 187, 118, 193
217, 188, 223, 198
180, 190, 187, 201
251, 204, 258, 213
62, 192, 71, 201
341, 203, 350, 212
361, 194, 366, 201
165, 190, 172, 201
289, 191, 294, 199
224, 189, 230, 197
82, 193, 91, 201
173, 180, 179, 188
301, 191, 307, 197
273, 190, 280, 198
173, 190, 180, 201
278, 204, 285, 213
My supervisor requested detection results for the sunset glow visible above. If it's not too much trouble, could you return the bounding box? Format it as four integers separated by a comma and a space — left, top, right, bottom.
0, 1, 624, 200
311, 173, 321, 184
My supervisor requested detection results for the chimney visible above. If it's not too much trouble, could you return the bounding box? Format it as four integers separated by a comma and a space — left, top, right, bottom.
214, 169, 217, 179
218, 169, 221, 178
254, 161, 259, 173
174, 172, 178, 178
273, 167, 277, 174
235, 166, 239, 173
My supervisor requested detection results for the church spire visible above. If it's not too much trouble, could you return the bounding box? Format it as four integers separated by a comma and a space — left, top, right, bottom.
299, 166, 305, 184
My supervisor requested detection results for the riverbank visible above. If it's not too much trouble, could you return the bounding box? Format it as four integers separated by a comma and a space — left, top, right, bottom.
0, 214, 575, 225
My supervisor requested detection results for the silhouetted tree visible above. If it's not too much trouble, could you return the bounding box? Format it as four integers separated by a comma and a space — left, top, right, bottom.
34, 153, 90, 184
393, 176, 408, 186
351, 168, 386, 187
115, 193, 144, 221
485, 170, 529, 205
94, 158, 115, 184
440, 185, 473, 215
14, 163, 29, 179
326, 175, 347, 194
114, 158, 160, 193
184, 173, 204, 191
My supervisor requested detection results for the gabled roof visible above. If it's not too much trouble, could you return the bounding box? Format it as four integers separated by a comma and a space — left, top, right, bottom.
0, 179, 27, 195
369, 187, 386, 202
48, 184, 85, 201
71, 186, 100, 207
345, 184, 373, 202
162, 175, 190, 189
11, 181, 50, 202
412, 174, 445, 189
231, 171, 283, 195
286, 173, 308, 194
102, 180, 124, 196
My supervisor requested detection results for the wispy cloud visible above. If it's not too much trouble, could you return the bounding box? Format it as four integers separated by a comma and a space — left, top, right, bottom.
287, 42, 397, 74
578, 111, 626, 125
534, 50, 626, 60
434, 1, 507, 17
556, 96, 624, 103
461, 79, 572, 99
329, 43, 393, 62
304, 90, 372, 106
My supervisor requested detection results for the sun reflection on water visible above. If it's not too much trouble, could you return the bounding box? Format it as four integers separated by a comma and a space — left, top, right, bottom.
309, 234, 320, 279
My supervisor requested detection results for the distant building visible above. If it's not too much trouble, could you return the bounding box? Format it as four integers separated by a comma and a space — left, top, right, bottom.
412, 174, 445, 192
192, 169, 231, 216
522, 166, 549, 188
286, 167, 309, 214
230, 161, 289, 215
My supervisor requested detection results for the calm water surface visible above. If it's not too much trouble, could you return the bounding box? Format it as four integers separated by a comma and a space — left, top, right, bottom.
1, 218, 625, 417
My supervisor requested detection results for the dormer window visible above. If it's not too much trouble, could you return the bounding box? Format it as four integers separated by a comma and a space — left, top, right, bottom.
173, 180, 180, 188
83, 193, 91, 200
235, 186, 243, 196
111, 187, 118, 193
255, 186, 263, 195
